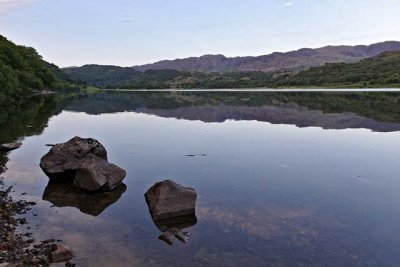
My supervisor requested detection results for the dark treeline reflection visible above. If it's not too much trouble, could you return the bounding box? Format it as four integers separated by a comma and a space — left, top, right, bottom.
0, 95, 60, 144
0, 91, 81, 174
66, 91, 400, 132
0, 94, 61, 175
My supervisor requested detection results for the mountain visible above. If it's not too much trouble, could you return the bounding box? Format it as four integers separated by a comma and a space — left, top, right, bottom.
278, 50, 400, 87
133, 41, 400, 73
63, 51, 400, 89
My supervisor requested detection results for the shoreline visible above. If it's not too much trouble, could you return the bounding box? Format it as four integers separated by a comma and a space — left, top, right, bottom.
81, 88, 400, 92
0, 178, 74, 266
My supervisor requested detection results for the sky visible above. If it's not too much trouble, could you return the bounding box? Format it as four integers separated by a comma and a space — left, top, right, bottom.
0, 0, 399, 67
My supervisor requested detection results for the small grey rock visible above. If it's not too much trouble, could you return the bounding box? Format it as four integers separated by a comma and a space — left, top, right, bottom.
145, 180, 197, 221
0, 142, 22, 152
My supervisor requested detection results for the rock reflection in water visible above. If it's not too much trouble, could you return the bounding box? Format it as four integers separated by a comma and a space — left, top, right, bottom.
42, 181, 126, 216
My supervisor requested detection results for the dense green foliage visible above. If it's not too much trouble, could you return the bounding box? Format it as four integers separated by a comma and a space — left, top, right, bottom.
63, 66, 199, 88
0, 35, 75, 104
63, 65, 142, 87
64, 65, 278, 89
63, 51, 400, 89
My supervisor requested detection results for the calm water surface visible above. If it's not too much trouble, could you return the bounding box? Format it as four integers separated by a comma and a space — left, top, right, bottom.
2, 91, 400, 266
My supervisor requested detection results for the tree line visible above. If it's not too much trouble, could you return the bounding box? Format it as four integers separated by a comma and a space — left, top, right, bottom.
0, 35, 76, 105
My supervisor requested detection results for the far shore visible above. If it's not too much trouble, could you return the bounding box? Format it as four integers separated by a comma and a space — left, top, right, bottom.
80, 87, 400, 93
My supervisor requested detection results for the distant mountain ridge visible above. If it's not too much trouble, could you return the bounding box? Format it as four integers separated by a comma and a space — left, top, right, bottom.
63, 50, 400, 89
133, 41, 400, 73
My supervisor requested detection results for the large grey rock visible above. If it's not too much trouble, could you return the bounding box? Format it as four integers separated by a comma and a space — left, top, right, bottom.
0, 142, 22, 152
40, 136, 108, 180
145, 180, 197, 220
73, 154, 126, 191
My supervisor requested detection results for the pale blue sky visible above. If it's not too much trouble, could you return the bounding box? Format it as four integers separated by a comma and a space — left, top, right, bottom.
1, 0, 399, 67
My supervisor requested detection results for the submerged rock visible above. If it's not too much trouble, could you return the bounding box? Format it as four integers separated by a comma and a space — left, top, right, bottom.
155, 213, 197, 245
40, 136, 108, 180
0, 142, 22, 152
50, 244, 74, 263
42, 181, 127, 216
74, 154, 126, 191
158, 231, 174, 246
153, 213, 197, 233
145, 180, 197, 245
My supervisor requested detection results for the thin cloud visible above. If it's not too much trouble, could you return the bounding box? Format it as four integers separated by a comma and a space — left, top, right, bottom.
0, 0, 39, 14
283, 2, 294, 7
122, 19, 134, 24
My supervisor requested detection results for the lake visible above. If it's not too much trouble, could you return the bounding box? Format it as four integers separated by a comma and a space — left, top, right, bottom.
1, 91, 400, 266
